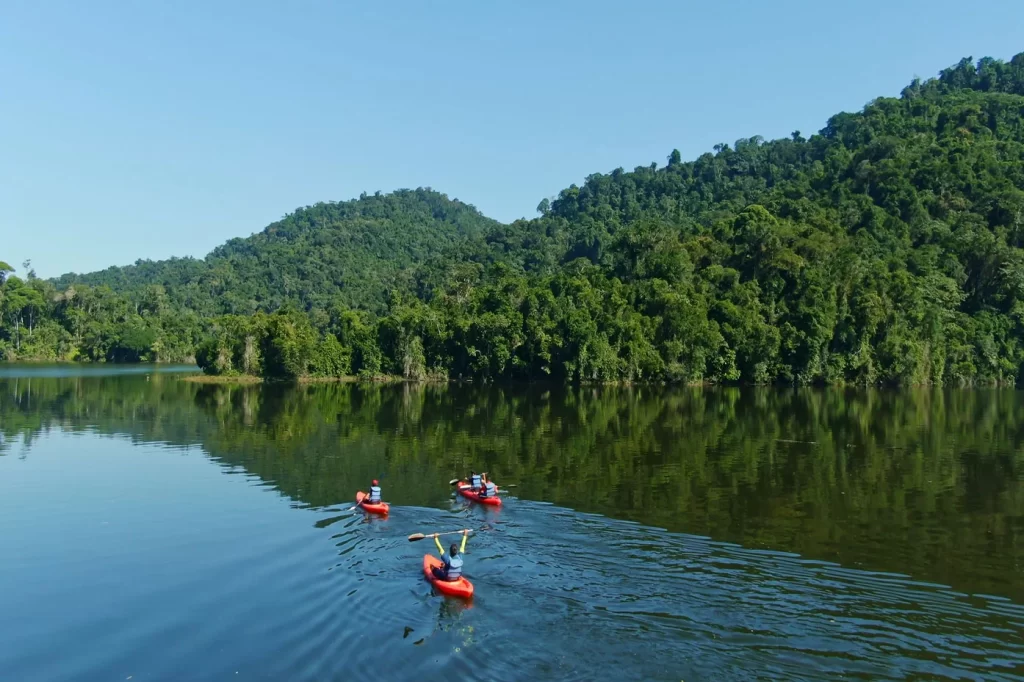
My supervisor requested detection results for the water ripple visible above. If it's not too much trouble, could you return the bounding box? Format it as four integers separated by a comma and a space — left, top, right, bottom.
2, 436, 1022, 682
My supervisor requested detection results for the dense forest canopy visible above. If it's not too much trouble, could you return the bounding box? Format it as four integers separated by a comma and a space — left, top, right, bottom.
4, 52, 1024, 385
51, 188, 499, 316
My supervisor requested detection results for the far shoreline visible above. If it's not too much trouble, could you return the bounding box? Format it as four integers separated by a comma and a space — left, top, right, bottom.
1, 361, 1019, 389
181, 374, 407, 385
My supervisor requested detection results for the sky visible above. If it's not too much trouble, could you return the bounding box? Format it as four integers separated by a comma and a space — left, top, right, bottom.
2, 0, 1023, 279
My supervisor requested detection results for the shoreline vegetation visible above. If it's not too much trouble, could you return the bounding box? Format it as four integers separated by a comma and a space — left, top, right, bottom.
181, 374, 263, 384
181, 373, 402, 385
5, 54, 1024, 387
177, 372, 1018, 388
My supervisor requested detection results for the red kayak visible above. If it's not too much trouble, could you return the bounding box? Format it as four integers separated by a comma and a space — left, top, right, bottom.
356, 491, 390, 515
423, 554, 474, 599
456, 481, 502, 506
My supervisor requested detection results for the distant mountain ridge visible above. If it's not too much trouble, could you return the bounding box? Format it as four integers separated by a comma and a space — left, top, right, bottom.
52, 188, 501, 315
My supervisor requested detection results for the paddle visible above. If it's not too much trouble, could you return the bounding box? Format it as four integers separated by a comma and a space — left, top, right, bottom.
450, 473, 490, 486
408, 529, 473, 542
448, 478, 517, 488
349, 491, 383, 511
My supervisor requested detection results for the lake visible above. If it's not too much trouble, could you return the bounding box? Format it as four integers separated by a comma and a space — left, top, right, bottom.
0, 368, 1022, 681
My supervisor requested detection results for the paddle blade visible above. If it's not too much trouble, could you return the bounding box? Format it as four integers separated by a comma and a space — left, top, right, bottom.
449, 479, 459, 486
407, 533, 427, 542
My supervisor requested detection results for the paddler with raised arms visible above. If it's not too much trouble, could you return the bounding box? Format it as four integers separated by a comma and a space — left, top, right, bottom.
431, 529, 469, 582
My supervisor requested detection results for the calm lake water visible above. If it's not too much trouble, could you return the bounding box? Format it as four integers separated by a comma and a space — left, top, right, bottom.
0, 368, 1022, 681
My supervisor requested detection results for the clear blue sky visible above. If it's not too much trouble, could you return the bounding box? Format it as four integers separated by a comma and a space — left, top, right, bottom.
2, 0, 1022, 279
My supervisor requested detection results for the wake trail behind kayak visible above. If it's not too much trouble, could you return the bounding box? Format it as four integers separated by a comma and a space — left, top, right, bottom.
320, 497, 1024, 681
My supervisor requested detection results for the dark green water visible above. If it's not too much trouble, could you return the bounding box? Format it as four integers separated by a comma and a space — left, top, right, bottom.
0, 369, 1022, 680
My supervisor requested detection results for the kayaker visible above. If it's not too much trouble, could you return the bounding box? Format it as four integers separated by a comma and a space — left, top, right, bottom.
469, 471, 482, 490
478, 473, 497, 499
431, 530, 468, 581
368, 479, 382, 504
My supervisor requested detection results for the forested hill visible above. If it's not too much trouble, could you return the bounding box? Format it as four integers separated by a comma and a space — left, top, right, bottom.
465, 54, 1024, 277
52, 188, 500, 316
5, 52, 1024, 386
402, 53, 1024, 385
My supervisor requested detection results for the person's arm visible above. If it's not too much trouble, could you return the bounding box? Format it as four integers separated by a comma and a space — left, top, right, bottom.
460, 529, 469, 554
434, 535, 445, 555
